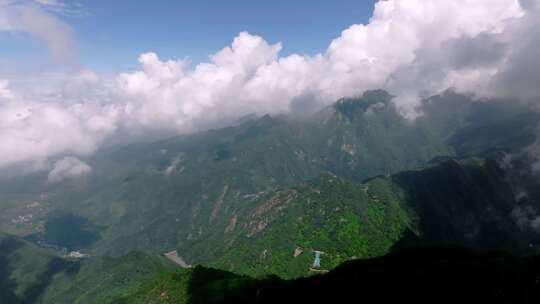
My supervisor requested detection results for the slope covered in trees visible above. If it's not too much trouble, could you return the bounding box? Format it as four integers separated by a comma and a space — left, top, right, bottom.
1, 90, 540, 301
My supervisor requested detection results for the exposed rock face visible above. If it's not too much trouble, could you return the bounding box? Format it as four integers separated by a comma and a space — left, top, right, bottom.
260, 249, 268, 260
225, 214, 238, 233
164, 250, 191, 268
210, 185, 229, 223
248, 218, 270, 237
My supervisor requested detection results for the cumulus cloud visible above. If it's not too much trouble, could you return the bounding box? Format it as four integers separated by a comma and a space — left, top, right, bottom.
47, 156, 91, 183
0, 79, 117, 168
2, 0, 540, 172
116, 33, 284, 132
490, 3, 540, 101
115, 0, 531, 124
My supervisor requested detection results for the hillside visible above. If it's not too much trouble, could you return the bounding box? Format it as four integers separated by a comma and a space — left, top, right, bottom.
2, 91, 535, 260
0, 234, 78, 304
6, 154, 540, 302
192, 156, 540, 278
40, 251, 179, 304
1, 90, 540, 301
190, 246, 540, 304
0, 233, 183, 304
49, 246, 540, 304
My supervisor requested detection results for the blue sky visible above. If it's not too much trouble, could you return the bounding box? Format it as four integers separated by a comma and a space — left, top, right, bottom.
1, 0, 377, 73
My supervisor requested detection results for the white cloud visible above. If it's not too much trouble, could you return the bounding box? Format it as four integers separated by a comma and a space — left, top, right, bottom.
0, 79, 117, 168
47, 156, 91, 183
323, 0, 525, 116
0, 0, 77, 64
34, 0, 63, 7
116, 32, 283, 132
115, 0, 529, 124
2, 0, 540, 172
34, 0, 87, 17
163, 154, 183, 176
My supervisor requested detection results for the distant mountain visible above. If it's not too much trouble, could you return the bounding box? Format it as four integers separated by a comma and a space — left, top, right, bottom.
1, 90, 540, 301
20, 90, 535, 260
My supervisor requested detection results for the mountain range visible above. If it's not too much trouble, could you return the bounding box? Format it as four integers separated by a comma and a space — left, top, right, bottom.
1, 90, 540, 302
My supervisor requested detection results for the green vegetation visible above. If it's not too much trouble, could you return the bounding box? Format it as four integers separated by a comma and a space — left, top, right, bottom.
26, 213, 101, 251
41, 252, 180, 304
206, 174, 412, 278
0, 234, 79, 304
2, 90, 540, 301
43, 246, 540, 304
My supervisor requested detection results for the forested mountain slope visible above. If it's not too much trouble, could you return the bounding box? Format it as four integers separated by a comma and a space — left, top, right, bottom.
1, 90, 540, 301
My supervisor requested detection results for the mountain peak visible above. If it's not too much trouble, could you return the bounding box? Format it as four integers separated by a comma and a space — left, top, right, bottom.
334, 90, 393, 120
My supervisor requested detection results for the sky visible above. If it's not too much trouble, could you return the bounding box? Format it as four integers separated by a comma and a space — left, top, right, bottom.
1, 0, 540, 181
1, 0, 377, 73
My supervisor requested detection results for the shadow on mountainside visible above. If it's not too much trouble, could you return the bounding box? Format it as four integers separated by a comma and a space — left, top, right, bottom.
0, 236, 81, 304
185, 245, 540, 304
391, 158, 540, 253
22, 257, 80, 303
0, 237, 22, 303
181, 158, 540, 304
25, 213, 102, 251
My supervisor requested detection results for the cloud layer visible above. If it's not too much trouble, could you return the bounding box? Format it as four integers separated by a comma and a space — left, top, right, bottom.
47, 156, 91, 183
1, 0, 540, 172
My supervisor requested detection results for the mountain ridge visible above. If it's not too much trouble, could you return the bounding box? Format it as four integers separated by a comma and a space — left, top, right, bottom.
2, 90, 540, 301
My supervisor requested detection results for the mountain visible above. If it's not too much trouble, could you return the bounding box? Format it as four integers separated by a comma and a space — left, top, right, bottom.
190, 156, 540, 278
1, 90, 540, 301
0, 233, 182, 304
198, 172, 411, 278
5, 90, 535, 258
40, 251, 178, 304
184, 246, 540, 304
0, 233, 79, 304
35, 246, 540, 304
